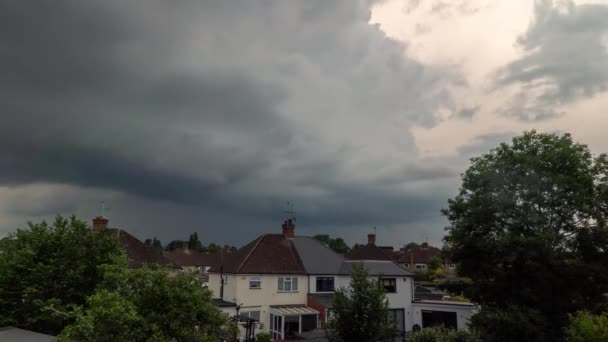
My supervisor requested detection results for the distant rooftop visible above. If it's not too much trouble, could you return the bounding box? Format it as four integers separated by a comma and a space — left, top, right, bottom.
0, 327, 55, 342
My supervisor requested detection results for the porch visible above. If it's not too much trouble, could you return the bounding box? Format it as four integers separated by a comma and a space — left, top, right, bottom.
269, 305, 319, 340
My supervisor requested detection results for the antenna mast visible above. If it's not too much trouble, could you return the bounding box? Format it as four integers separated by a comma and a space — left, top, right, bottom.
284, 201, 296, 222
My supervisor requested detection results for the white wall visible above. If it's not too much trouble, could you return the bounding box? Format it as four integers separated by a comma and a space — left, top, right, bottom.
411, 302, 478, 331
209, 273, 308, 334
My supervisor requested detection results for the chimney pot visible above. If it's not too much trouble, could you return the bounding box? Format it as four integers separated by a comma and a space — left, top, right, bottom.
92, 216, 109, 230
367, 234, 376, 245
282, 219, 295, 239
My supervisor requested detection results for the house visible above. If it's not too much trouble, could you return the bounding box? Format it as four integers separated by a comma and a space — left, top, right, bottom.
91, 216, 178, 270
397, 243, 456, 274
165, 247, 230, 284
209, 220, 477, 340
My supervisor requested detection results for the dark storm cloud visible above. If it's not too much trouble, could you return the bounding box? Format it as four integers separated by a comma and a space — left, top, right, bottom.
496, 1, 608, 121
0, 0, 460, 241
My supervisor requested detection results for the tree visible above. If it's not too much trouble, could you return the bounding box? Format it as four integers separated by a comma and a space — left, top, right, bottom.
59, 264, 232, 341
313, 234, 351, 254
443, 131, 608, 341
326, 263, 396, 342
565, 311, 608, 342
0, 215, 124, 335
188, 232, 203, 251
403, 242, 420, 251
410, 326, 481, 342
427, 256, 442, 271
328, 238, 350, 254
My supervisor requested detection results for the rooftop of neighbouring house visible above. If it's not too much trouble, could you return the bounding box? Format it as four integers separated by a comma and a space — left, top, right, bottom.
92, 216, 178, 269
345, 233, 394, 261
164, 248, 228, 268
398, 243, 449, 264
209, 220, 412, 277
0, 327, 55, 342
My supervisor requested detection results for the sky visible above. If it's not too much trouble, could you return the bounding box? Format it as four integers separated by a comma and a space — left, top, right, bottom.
1, 0, 608, 247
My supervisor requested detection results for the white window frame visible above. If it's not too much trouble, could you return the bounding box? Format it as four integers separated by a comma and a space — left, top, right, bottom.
403, 263, 409, 268
249, 275, 261, 289
448, 264, 456, 270
278, 276, 298, 292
415, 263, 427, 270
242, 310, 261, 321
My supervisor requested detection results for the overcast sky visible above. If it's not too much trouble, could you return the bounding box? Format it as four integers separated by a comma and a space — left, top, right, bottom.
1, 0, 607, 247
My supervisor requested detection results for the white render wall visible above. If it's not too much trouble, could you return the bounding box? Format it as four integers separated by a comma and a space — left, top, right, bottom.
308, 275, 414, 331
411, 301, 479, 331
208, 273, 308, 333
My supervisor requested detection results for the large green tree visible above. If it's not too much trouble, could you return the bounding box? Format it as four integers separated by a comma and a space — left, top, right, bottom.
326, 263, 396, 342
59, 264, 233, 341
443, 131, 608, 341
0, 215, 124, 335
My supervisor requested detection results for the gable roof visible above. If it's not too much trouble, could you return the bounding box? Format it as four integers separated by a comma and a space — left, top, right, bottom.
0, 327, 55, 342
107, 229, 178, 269
208, 234, 306, 274
291, 237, 345, 274
340, 260, 410, 276
398, 245, 445, 264
346, 243, 392, 261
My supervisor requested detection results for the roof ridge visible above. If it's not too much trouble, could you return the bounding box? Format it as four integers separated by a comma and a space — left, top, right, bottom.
236, 234, 266, 273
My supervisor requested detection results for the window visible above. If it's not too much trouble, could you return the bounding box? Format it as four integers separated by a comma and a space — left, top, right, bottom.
403, 263, 409, 268
278, 277, 298, 292
448, 264, 455, 270
316, 277, 335, 292
249, 275, 261, 289
243, 310, 261, 321
415, 264, 427, 270
381, 278, 397, 293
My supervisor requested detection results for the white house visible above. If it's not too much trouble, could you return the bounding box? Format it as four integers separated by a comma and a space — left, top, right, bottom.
208, 220, 477, 340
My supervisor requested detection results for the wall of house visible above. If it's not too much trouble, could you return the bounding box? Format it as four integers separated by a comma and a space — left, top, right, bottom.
211, 274, 308, 333
208, 273, 238, 303
411, 302, 478, 331
307, 275, 351, 294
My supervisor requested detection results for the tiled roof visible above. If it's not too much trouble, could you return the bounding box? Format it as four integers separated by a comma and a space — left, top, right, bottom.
292, 237, 345, 274
398, 245, 445, 264
340, 260, 411, 276
107, 229, 178, 269
208, 234, 306, 274
212, 298, 237, 307
164, 249, 224, 268
345, 243, 392, 261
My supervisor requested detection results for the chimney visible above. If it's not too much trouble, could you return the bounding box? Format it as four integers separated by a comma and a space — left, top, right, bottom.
92, 216, 109, 230
282, 219, 295, 239
367, 234, 376, 245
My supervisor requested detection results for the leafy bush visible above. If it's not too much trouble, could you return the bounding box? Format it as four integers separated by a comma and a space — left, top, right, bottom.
256, 332, 272, 342
565, 311, 608, 342
410, 326, 481, 342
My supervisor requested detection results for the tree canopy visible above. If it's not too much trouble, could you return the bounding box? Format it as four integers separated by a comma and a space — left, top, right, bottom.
443, 131, 608, 341
313, 234, 351, 254
0, 216, 124, 335
565, 311, 608, 342
58, 264, 232, 342
326, 263, 396, 342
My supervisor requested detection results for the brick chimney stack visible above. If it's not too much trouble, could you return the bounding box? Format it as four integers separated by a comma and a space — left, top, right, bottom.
367, 233, 376, 245
282, 219, 295, 239
92, 216, 109, 230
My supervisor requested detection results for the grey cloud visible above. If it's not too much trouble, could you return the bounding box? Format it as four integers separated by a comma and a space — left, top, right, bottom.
452, 105, 480, 120
496, 1, 608, 120
0, 0, 460, 243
